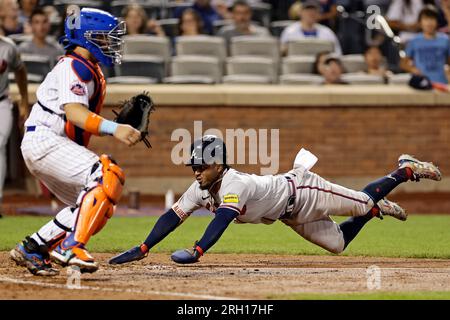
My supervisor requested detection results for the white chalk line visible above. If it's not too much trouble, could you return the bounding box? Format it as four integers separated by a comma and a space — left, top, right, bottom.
0, 276, 239, 300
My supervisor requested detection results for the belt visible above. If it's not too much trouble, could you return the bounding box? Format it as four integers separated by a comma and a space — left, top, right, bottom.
279, 175, 297, 220
0, 94, 7, 102
37, 101, 67, 121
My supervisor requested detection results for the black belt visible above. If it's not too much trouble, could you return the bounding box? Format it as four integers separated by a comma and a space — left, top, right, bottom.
0, 95, 6, 102
37, 100, 67, 121
279, 175, 297, 220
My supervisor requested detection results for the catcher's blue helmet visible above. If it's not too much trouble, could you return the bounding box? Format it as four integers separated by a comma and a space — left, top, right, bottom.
187, 135, 228, 166
61, 8, 126, 67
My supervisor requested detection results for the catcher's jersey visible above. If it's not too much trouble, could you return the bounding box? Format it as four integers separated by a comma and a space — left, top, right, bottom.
172, 168, 291, 224
24, 51, 105, 147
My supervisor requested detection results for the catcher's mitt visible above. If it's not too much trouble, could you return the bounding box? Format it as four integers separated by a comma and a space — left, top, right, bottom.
113, 92, 155, 148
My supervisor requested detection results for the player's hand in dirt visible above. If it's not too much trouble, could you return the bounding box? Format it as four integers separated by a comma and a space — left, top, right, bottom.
114, 124, 142, 147
109, 244, 149, 265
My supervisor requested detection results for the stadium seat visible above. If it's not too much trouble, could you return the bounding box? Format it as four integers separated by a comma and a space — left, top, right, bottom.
164, 55, 222, 84
8, 34, 32, 45
282, 55, 316, 75
250, 2, 272, 28
287, 39, 334, 56
270, 20, 294, 38
230, 36, 280, 63
341, 54, 367, 73
122, 35, 171, 63
158, 18, 179, 38
113, 54, 166, 83
175, 36, 226, 63
279, 74, 324, 85
341, 73, 385, 85
21, 54, 52, 83
213, 19, 234, 35
388, 73, 412, 85
223, 56, 277, 84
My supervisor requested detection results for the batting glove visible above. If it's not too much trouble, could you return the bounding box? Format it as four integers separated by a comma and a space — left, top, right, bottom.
171, 243, 204, 264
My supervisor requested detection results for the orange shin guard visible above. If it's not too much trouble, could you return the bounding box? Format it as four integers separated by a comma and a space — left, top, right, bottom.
74, 155, 125, 245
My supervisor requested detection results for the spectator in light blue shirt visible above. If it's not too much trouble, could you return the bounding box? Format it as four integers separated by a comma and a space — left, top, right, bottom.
402, 5, 450, 84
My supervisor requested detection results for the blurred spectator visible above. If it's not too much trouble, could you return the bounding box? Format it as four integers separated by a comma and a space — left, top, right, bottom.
313, 52, 348, 84
313, 0, 338, 29
386, 0, 424, 43
175, 0, 224, 35
18, 9, 64, 64
1, 0, 23, 36
436, 0, 450, 31
364, 46, 390, 77
280, 0, 342, 55
123, 4, 165, 37
18, 0, 38, 33
177, 8, 205, 36
217, 0, 270, 45
267, 0, 298, 21
401, 5, 450, 83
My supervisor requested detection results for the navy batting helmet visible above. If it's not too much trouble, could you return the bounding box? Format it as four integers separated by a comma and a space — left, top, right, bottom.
187, 135, 228, 166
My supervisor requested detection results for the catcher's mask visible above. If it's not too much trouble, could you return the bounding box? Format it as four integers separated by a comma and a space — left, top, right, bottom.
61, 8, 126, 67
186, 135, 228, 168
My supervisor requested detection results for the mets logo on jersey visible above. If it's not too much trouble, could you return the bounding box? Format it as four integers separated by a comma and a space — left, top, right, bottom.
70, 81, 86, 96
0, 59, 7, 74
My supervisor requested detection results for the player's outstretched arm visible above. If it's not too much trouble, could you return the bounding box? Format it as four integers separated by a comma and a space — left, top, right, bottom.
171, 208, 239, 264
64, 103, 141, 146
109, 209, 182, 265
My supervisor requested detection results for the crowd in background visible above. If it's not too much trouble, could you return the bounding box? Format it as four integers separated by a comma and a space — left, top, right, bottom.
1, 0, 450, 85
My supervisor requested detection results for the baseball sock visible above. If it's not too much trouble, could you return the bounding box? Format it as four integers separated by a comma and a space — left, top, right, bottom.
30, 207, 74, 247
143, 209, 181, 250
339, 206, 380, 249
362, 168, 413, 203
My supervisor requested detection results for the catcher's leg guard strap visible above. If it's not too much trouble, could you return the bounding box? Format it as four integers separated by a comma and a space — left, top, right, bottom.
74, 155, 125, 244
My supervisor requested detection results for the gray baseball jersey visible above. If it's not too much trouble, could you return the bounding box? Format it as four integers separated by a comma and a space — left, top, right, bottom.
173, 168, 291, 224
0, 36, 24, 96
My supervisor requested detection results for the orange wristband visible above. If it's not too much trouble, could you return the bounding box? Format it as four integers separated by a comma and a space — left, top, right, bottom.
85, 113, 103, 135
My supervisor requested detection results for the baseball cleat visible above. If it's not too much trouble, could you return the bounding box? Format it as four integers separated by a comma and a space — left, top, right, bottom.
398, 154, 442, 182
109, 244, 149, 265
10, 237, 59, 276
377, 198, 407, 221
51, 234, 98, 273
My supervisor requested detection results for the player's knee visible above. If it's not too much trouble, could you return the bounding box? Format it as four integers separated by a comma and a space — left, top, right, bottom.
325, 238, 345, 254
100, 154, 125, 204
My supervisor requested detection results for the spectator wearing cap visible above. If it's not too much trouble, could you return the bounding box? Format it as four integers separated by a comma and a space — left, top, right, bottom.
386, 0, 424, 43
313, 52, 348, 84
280, 0, 342, 56
401, 5, 450, 84
175, 0, 224, 35
18, 8, 63, 65
217, 1, 270, 46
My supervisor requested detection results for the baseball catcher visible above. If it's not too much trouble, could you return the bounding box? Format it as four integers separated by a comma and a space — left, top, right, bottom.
110, 135, 442, 265
10, 8, 154, 276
